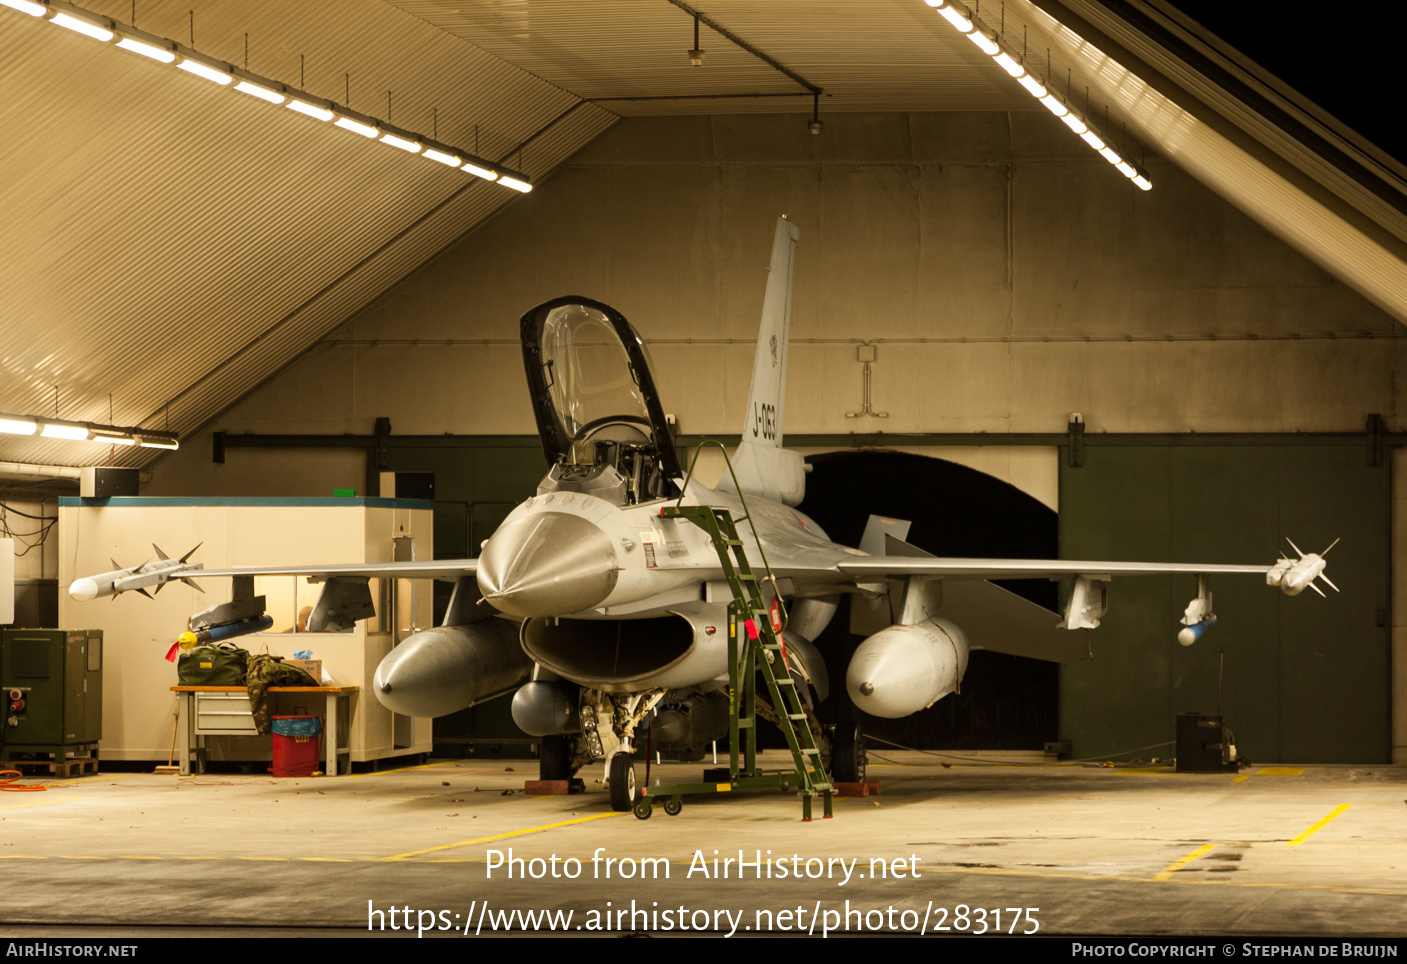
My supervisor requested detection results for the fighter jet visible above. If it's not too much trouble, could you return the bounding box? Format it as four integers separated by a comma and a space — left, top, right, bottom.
70, 216, 1328, 811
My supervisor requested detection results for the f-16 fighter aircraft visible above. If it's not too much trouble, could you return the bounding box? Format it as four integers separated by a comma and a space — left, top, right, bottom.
70, 217, 1332, 810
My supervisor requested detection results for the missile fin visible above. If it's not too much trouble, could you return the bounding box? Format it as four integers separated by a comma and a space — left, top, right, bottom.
153, 544, 170, 562
1321, 537, 1340, 556
135, 588, 153, 599
1286, 537, 1304, 557
1319, 573, 1339, 593
1307, 582, 1326, 598
179, 543, 203, 563
180, 577, 205, 593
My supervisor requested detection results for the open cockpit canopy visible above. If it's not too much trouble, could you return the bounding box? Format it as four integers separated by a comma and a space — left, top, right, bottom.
520, 296, 682, 505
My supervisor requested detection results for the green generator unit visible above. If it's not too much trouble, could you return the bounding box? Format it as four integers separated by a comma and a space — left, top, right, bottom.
1, 629, 103, 761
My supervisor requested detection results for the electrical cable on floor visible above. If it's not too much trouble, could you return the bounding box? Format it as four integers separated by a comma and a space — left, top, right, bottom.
863, 733, 1176, 768
0, 770, 48, 792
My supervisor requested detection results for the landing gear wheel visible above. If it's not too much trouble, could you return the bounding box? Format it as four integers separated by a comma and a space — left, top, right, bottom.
608, 753, 637, 812
831, 722, 867, 784
633, 797, 653, 820
538, 734, 574, 781
663, 796, 683, 816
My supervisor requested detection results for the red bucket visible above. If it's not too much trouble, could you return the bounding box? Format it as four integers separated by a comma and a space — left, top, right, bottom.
270, 715, 322, 777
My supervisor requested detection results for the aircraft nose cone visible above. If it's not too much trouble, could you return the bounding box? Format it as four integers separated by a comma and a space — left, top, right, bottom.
477, 511, 618, 617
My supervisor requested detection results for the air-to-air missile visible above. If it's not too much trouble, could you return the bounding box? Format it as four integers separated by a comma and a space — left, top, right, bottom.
67, 544, 204, 601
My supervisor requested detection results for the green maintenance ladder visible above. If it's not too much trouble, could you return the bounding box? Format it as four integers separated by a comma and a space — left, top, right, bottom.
634, 504, 834, 822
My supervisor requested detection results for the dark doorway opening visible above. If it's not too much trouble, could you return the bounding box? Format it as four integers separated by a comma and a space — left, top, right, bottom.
796, 451, 1060, 751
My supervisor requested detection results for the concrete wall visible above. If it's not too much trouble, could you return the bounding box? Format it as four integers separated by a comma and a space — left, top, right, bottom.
146, 110, 1402, 500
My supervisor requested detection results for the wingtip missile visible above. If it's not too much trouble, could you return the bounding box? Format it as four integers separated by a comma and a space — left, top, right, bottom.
1265, 538, 1338, 598
68, 545, 205, 601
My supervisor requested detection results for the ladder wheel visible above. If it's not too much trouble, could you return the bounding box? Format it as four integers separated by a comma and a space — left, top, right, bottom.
608, 753, 637, 812
831, 722, 867, 784
663, 796, 683, 816
538, 734, 575, 782
633, 797, 653, 820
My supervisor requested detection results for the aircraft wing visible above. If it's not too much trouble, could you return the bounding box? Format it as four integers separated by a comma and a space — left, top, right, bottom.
192, 559, 477, 581
836, 558, 1269, 579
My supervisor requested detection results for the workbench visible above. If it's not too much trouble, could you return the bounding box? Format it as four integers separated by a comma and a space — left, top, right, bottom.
170, 686, 360, 776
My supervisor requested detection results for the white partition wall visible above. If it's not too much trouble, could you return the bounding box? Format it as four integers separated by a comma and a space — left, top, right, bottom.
57, 497, 435, 764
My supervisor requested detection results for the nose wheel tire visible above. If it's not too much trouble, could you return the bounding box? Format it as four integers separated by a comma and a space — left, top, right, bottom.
608, 753, 637, 812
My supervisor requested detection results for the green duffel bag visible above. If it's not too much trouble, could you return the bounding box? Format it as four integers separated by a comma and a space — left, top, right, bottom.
178, 643, 251, 685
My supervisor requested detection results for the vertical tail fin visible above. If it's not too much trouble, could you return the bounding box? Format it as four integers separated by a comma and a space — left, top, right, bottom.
718, 216, 807, 505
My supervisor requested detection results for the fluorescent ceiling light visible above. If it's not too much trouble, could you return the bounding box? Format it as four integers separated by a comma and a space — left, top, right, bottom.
1, 0, 46, 17
1061, 113, 1089, 134
1115, 160, 1137, 178
116, 37, 175, 62
1098, 146, 1122, 165
334, 116, 378, 137
178, 58, 232, 85
41, 423, 89, 441
1079, 129, 1105, 150
422, 148, 462, 167
965, 30, 998, 56
379, 133, 421, 152
993, 52, 1025, 78
137, 436, 179, 450
1039, 94, 1068, 117
287, 98, 333, 121
91, 433, 136, 446
234, 80, 284, 104
1018, 74, 1047, 98
1132, 175, 1152, 191
51, 11, 113, 41
498, 176, 532, 193
933, 3, 973, 32
462, 162, 499, 181
0, 418, 37, 436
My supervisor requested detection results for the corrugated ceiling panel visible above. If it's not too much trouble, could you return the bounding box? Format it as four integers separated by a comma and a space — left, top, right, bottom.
0, 0, 608, 468
391, 0, 1035, 114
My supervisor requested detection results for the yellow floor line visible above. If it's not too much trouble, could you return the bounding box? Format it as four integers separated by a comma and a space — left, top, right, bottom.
1288, 804, 1351, 846
343, 761, 455, 780
1153, 842, 1216, 881
1229, 775, 1249, 785
377, 810, 629, 861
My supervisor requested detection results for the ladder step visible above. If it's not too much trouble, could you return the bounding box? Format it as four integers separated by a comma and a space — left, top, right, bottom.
786, 713, 807, 721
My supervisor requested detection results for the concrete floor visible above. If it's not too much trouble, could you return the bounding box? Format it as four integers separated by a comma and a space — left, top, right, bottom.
0, 752, 1403, 938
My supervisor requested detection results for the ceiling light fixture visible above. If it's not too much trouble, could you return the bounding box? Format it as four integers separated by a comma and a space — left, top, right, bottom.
50, 9, 112, 41
287, 97, 333, 121
233, 75, 285, 104
116, 36, 176, 63
688, 13, 705, 66
926, 0, 1152, 191
0, 409, 180, 449
0, 0, 46, 17
334, 115, 378, 138
3, 0, 534, 194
